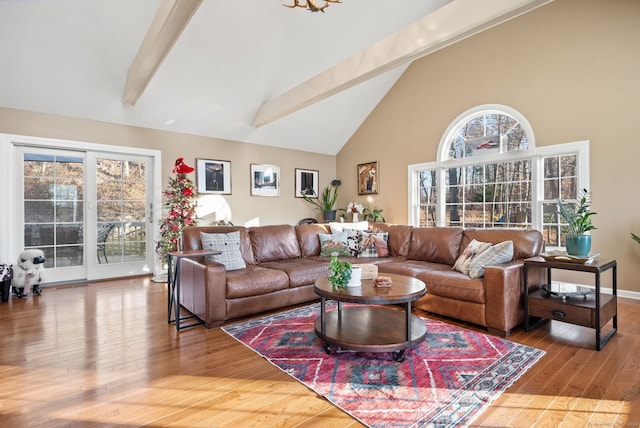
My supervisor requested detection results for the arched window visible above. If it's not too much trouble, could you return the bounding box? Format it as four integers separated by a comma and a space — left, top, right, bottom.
408, 104, 589, 249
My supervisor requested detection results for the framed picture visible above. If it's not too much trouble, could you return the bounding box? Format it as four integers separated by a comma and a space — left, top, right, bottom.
251, 163, 280, 197
196, 159, 231, 194
295, 168, 319, 198
358, 161, 379, 195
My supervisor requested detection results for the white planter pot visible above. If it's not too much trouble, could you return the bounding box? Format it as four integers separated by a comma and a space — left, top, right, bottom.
346, 265, 362, 287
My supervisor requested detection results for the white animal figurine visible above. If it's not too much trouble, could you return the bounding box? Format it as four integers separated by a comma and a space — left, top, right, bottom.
12, 249, 46, 298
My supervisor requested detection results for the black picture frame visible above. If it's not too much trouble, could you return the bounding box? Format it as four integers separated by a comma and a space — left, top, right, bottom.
295, 168, 319, 198
196, 159, 232, 194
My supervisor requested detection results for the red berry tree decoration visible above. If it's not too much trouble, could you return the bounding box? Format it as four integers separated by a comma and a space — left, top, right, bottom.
157, 158, 198, 258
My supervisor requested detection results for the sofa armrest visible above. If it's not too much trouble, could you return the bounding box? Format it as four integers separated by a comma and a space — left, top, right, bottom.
483, 259, 545, 336
180, 258, 228, 328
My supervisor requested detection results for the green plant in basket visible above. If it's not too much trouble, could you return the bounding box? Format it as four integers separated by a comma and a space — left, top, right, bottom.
328, 253, 351, 289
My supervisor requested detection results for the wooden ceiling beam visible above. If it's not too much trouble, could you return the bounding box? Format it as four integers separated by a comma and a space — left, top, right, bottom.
123, 0, 203, 106
252, 0, 554, 127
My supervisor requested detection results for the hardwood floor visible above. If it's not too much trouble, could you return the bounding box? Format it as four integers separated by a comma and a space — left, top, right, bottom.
1, 277, 639, 427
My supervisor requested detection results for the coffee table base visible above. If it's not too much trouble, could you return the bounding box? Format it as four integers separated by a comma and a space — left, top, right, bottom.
314, 305, 427, 362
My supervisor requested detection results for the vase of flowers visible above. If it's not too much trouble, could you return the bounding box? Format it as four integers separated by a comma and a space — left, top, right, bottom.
558, 188, 597, 257
347, 201, 363, 223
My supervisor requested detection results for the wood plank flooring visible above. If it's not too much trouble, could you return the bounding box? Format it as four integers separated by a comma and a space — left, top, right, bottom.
1, 276, 639, 427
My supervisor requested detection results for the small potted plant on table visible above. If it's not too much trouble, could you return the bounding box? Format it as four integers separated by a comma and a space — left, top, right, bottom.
558, 188, 597, 257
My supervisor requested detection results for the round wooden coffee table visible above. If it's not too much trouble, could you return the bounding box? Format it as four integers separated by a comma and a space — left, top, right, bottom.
314, 273, 427, 362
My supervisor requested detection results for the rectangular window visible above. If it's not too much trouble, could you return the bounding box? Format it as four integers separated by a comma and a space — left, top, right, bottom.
540, 154, 578, 247
412, 143, 587, 249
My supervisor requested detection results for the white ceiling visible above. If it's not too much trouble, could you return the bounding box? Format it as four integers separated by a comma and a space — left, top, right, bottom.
0, 0, 549, 155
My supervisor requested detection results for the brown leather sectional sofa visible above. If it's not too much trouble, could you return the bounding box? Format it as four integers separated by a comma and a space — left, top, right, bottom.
179, 223, 544, 337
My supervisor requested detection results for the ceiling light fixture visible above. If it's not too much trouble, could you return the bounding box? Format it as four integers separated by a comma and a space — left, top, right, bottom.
282, 0, 342, 13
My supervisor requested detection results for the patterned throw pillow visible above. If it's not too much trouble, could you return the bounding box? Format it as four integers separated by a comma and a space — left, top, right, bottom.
319, 232, 351, 257
344, 229, 361, 257
453, 239, 492, 275
468, 241, 514, 278
357, 231, 389, 258
200, 231, 247, 271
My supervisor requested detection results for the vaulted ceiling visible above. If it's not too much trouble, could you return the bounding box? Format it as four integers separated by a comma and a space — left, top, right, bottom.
0, 0, 552, 155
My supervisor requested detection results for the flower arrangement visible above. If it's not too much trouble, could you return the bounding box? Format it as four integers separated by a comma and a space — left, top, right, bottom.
157, 158, 198, 258
328, 252, 351, 289
347, 201, 364, 214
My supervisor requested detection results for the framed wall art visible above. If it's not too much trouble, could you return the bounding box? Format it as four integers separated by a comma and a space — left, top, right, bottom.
250, 163, 280, 197
196, 159, 231, 194
357, 161, 379, 195
294, 168, 319, 198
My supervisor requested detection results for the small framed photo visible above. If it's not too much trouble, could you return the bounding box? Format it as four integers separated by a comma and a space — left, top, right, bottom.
358, 161, 379, 195
196, 159, 231, 194
295, 168, 319, 198
251, 163, 280, 197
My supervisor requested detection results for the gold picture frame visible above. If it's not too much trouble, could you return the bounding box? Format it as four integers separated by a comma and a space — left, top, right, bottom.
357, 161, 378, 195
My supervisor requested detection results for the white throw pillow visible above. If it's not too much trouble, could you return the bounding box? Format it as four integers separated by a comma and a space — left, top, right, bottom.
200, 231, 246, 271
468, 241, 514, 279
329, 221, 369, 234
453, 239, 492, 275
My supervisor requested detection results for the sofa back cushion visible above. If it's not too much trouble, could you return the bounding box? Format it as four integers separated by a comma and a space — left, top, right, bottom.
295, 223, 331, 257
461, 228, 544, 260
368, 223, 413, 257
182, 226, 255, 265
250, 224, 301, 263
407, 227, 463, 266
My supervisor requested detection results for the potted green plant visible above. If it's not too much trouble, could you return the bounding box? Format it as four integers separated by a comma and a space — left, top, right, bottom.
303, 180, 340, 221
557, 188, 597, 257
328, 253, 352, 289
362, 205, 385, 222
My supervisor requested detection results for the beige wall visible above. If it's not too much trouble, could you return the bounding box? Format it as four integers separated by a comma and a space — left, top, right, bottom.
0, 108, 336, 226
339, 0, 640, 293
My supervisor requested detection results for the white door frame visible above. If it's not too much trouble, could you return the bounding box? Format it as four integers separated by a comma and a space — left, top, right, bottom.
0, 133, 163, 282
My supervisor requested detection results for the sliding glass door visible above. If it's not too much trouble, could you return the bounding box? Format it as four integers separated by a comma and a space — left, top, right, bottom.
88, 153, 153, 279
18, 147, 154, 283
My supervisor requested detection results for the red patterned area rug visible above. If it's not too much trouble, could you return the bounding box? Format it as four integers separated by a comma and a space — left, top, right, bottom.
222, 303, 545, 427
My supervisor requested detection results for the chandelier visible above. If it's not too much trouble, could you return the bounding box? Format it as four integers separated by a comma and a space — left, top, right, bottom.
282, 0, 342, 13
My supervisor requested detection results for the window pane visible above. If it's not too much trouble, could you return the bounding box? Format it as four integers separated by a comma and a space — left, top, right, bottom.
25, 224, 54, 246
25, 201, 54, 222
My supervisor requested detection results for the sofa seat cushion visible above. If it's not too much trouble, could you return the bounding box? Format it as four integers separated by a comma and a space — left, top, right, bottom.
225, 265, 289, 298
377, 259, 452, 277
259, 259, 330, 288
416, 270, 485, 304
